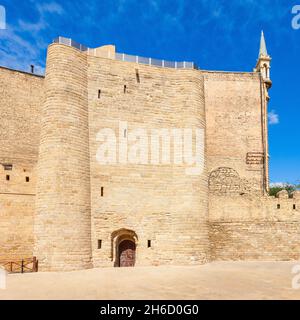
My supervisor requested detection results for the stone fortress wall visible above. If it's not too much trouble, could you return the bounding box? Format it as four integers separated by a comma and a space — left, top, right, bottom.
209, 191, 300, 261
0, 35, 299, 271
87, 45, 209, 268
0, 67, 43, 261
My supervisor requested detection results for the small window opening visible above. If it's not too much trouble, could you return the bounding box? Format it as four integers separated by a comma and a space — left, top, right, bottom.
26, 177, 30, 182
98, 89, 101, 98
98, 240, 102, 249
6, 175, 10, 181
277, 204, 280, 209
135, 69, 140, 83
124, 129, 127, 138
293, 204, 296, 210
3, 164, 12, 171
124, 85, 127, 93
147, 240, 151, 248
101, 187, 104, 197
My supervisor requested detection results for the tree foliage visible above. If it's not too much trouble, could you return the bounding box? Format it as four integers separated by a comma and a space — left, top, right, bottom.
269, 182, 300, 197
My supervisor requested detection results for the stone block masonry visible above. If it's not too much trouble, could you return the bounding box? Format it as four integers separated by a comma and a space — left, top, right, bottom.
34, 44, 92, 271
0, 35, 299, 271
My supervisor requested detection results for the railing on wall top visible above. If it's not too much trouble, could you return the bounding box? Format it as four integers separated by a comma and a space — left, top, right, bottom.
53, 37, 198, 70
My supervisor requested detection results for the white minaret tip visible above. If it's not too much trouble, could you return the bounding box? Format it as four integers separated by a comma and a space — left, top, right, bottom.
259, 30, 268, 57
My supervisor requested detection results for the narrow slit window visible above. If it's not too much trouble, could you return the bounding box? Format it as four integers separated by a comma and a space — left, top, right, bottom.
293, 204, 296, 210
6, 175, 10, 181
101, 187, 104, 197
147, 240, 151, 248
277, 204, 280, 209
98, 89, 101, 98
26, 177, 30, 182
98, 240, 102, 249
124, 85, 127, 93
135, 69, 140, 83
124, 129, 127, 138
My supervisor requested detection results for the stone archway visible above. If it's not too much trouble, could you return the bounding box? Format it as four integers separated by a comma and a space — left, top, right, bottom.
111, 229, 138, 267
118, 239, 136, 267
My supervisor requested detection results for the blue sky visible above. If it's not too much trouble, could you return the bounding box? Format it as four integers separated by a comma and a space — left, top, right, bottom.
0, 0, 299, 184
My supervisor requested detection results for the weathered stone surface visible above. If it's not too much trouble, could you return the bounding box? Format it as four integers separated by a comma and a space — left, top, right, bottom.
0, 42, 299, 271
291, 191, 300, 200
276, 190, 289, 199
87, 48, 209, 267
34, 44, 92, 271
0, 66, 43, 262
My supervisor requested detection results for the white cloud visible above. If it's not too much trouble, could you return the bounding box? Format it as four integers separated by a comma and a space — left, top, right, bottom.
0, 1, 64, 74
18, 2, 64, 33
0, 25, 44, 73
270, 182, 285, 187
18, 19, 47, 33
0, 19, 46, 72
268, 110, 279, 125
270, 182, 299, 189
37, 2, 64, 15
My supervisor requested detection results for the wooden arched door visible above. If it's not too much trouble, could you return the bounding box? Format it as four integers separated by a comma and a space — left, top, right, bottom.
118, 240, 136, 267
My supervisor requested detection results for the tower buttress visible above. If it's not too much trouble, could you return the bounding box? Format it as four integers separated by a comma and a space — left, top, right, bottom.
34, 42, 92, 271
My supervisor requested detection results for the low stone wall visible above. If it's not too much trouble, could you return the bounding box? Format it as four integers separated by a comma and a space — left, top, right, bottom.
209, 193, 300, 261
210, 221, 300, 261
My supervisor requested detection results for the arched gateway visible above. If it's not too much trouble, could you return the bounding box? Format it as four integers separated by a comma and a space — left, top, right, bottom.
111, 229, 138, 267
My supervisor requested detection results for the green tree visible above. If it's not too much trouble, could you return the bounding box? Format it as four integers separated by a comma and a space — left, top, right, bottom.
269, 182, 299, 197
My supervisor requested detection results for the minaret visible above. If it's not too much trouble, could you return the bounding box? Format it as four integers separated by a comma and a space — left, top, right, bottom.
254, 31, 271, 194
254, 31, 272, 90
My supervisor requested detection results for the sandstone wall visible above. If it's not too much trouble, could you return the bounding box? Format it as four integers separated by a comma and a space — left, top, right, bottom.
0, 67, 43, 262
204, 70, 300, 262
0, 193, 35, 261
87, 55, 210, 267
203, 71, 265, 195
34, 44, 92, 271
0, 66, 43, 162
209, 194, 300, 260
0, 42, 298, 270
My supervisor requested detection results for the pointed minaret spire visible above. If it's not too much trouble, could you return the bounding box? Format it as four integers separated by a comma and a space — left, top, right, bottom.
254, 31, 272, 89
254, 31, 272, 195
259, 30, 268, 57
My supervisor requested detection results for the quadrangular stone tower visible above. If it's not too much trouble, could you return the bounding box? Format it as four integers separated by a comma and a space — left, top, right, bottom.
33, 39, 210, 271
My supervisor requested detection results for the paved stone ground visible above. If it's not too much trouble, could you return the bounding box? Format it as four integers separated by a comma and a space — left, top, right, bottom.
1, 261, 300, 300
